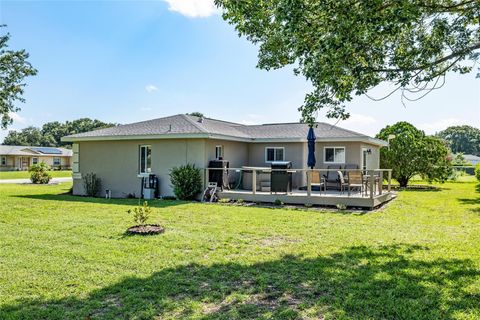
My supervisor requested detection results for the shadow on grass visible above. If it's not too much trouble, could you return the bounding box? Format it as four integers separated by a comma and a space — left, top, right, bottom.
1, 244, 478, 319
12, 193, 189, 208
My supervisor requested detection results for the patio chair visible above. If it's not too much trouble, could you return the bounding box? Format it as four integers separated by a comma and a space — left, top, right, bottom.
343, 164, 359, 182
347, 171, 364, 196
311, 171, 326, 194
323, 165, 342, 190
337, 171, 348, 194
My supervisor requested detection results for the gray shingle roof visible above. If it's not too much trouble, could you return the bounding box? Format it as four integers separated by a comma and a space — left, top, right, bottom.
0, 145, 73, 156
63, 114, 386, 145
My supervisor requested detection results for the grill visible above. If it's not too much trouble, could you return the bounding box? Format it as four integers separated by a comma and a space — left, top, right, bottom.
208, 160, 230, 190
270, 161, 292, 193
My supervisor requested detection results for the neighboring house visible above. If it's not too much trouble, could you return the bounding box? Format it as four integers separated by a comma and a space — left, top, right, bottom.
464, 154, 480, 166
0, 146, 73, 171
63, 114, 388, 198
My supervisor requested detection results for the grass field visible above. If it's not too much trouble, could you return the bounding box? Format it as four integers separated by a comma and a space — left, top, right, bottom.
0, 170, 72, 180
0, 181, 479, 319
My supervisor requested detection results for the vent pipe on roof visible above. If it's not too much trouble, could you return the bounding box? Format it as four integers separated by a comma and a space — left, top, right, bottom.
198, 116, 203, 123
168, 124, 172, 132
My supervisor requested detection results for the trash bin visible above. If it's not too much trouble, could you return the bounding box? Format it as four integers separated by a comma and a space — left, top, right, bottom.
209, 160, 229, 190
142, 174, 159, 199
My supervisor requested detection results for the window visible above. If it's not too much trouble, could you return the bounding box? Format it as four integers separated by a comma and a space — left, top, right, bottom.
1, 156, 6, 166
32, 157, 38, 165
139, 145, 152, 174
53, 157, 61, 166
324, 147, 345, 163
215, 145, 223, 159
265, 147, 285, 162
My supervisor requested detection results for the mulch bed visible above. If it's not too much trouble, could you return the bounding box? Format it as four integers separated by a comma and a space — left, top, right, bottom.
126, 224, 165, 235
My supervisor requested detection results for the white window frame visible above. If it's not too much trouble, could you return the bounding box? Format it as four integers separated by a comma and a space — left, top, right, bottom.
1, 156, 6, 166
324, 146, 346, 164
32, 157, 39, 165
139, 145, 152, 175
53, 157, 61, 166
215, 145, 223, 159
265, 147, 285, 163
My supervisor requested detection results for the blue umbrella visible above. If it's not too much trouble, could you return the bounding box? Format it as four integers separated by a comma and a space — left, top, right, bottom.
307, 126, 316, 169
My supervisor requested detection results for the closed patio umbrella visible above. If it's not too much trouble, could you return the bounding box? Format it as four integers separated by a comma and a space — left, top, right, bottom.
307, 126, 316, 169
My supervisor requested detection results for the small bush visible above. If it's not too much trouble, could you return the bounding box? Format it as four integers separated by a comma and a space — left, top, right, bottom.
218, 198, 231, 203
336, 203, 347, 210
169, 164, 202, 200
127, 201, 152, 226
236, 198, 244, 204
83, 172, 101, 197
29, 162, 52, 184
475, 163, 480, 182
274, 199, 284, 206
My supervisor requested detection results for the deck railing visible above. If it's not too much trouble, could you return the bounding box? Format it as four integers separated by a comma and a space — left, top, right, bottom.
205, 167, 392, 199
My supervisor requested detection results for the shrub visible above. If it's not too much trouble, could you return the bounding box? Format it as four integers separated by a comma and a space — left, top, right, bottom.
236, 198, 244, 204
475, 163, 480, 182
274, 199, 284, 206
127, 201, 152, 226
218, 198, 231, 203
83, 172, 101, 197
336, 203, 347, 210
29, 162, 52, 184
169, 164, 202, 200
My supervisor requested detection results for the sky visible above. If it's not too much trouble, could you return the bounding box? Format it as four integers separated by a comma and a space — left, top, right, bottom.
0, 0, 479, 143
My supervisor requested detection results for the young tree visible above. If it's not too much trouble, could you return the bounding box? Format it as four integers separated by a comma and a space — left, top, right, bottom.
377, 122, 451, 187
215, 1, 480, 124
0, 26, 37, 129
437, 125, 480, 156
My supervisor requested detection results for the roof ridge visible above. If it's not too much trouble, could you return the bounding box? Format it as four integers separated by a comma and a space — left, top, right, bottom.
180, 114, 209, 133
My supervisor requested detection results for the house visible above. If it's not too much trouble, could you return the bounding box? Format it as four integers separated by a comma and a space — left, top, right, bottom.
63, 114, 392, 207
464, 154, 480, 166
0, 145, 73, 171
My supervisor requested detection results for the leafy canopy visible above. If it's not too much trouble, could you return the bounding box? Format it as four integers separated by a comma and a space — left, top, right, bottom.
377, 121, 452, 187
216, 0, 480, 124
2, 118, 117, 147
1, 26, 37, 129
437, 125, 480, 156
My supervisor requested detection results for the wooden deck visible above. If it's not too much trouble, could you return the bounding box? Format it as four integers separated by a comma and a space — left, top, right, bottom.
218, 189, 396, 209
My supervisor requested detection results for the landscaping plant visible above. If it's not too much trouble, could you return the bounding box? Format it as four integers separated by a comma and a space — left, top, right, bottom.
475, 163, 480, 182
127, 201, 152, 226
28, 162, 52, 184
169, 164, 202, 200
83, 172, 101, 197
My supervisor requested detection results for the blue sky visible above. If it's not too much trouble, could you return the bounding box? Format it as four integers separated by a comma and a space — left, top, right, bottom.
0, 0, 479, 142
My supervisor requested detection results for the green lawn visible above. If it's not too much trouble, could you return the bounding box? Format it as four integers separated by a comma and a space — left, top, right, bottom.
0, 170, 72, 180
0, 181, 479, 319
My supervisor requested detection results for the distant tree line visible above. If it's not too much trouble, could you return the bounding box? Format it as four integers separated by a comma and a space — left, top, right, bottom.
2, 118, 117, 147
436, 125, 480, 156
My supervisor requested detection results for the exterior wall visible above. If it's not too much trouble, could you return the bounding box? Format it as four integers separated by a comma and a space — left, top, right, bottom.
0, 155, 16, 171
315, 142, 381, 170
204, 139, 249, 168
73, 139, 207, 198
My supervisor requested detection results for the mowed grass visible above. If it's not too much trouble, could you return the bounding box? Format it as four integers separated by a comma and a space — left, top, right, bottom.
0, 181, 479, 319
0, 170, 72, 180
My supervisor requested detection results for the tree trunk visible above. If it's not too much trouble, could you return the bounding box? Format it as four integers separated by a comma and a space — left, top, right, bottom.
397, 176, 409, 188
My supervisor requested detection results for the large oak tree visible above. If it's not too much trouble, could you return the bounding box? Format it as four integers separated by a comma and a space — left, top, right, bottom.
216, 0, 480, 124
0, 26, 37, 129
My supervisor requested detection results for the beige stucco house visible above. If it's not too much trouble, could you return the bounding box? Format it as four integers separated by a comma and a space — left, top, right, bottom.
63, 114, 388, 200
0, 146, 73, 172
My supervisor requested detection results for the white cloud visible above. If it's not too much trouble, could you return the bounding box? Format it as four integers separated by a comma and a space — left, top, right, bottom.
418, 118, 462, 134
163, 0, 218, 18
9, 112, 28, 125
145, 84, 159, 93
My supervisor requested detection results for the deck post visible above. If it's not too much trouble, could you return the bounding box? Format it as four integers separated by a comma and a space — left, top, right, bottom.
379, 170, 383, 195
205, 168, 209, 189
307, 169, 312, 197
369, 170, 374, 199
388, 170, 392, 192
252, 169, 256, 195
